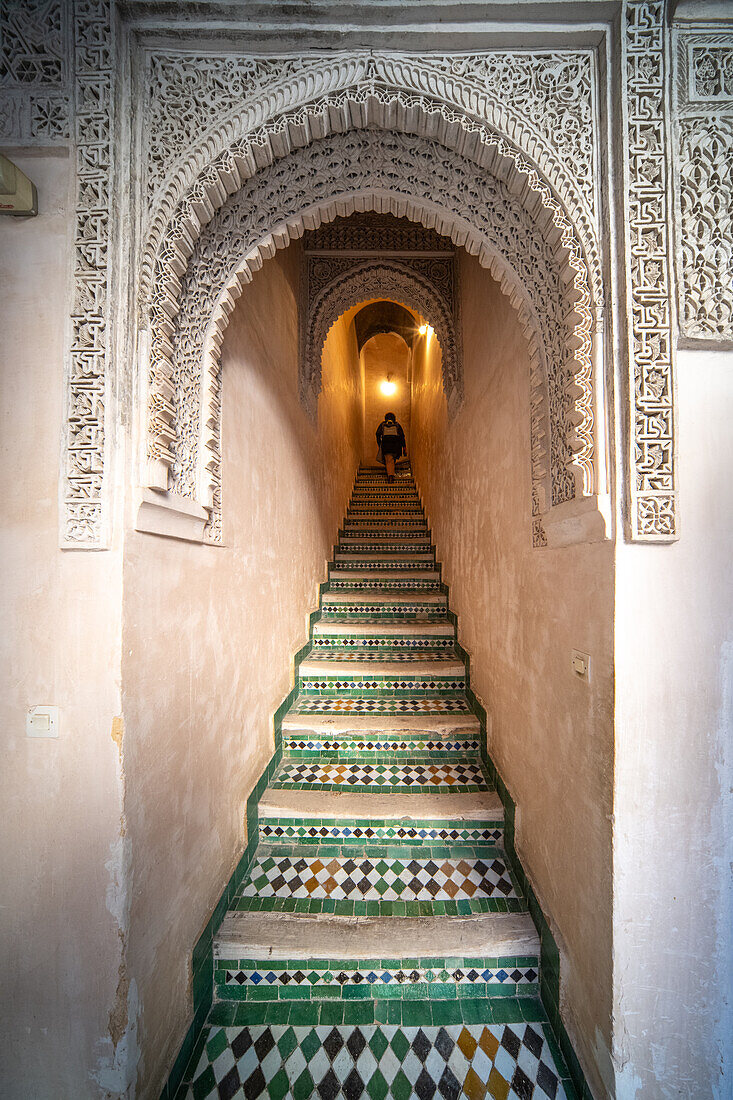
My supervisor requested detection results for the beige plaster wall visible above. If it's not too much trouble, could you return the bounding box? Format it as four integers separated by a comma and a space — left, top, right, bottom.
612, 347, 733, 1097
0, 153, 128, 1095
121, 246, 363, 1097
410, 254, 615, 1097
362, 332, 411, 464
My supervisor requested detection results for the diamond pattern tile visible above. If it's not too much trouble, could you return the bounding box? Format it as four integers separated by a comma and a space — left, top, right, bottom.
184, 1025, 567, 1099
271, 760, 488, 790
239, 854, 517, 902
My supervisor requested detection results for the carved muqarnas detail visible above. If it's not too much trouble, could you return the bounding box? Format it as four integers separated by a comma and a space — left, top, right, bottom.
301, 259, 463, 420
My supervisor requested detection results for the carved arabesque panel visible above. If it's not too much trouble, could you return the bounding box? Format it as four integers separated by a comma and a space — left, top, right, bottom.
0, 0, 71, 143
674, 27, 733, 343
138, 51, 603, 313
622, 0, 678, 541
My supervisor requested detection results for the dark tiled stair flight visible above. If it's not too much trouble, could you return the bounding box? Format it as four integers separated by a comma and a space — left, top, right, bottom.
180, 466, 577, 1099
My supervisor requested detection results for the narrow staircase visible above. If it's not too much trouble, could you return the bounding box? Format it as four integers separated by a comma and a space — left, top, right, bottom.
179, 466, 577, 1099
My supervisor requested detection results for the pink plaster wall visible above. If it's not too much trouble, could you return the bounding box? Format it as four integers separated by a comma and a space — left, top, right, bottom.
410, 254, 615, 1097
0, 152, 128, 1096
121, 246, 362, 1097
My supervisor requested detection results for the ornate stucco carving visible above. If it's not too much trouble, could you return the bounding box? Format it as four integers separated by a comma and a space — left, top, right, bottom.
138, 52, 601, 298
1, 0, 115, 547
63, 0, 115, 546
622, 0, 678, 541
302, 259, 462, 419
299, 217, 462, 422
673, 27, 733, 343
0, 0, 71, 143
160, 126, 594, 542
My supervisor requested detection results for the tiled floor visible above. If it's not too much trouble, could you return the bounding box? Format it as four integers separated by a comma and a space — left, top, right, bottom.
185, 1023, 568, 1099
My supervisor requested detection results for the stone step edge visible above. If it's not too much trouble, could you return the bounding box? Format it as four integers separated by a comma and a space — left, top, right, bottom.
280, 714, 480, 734
298, 660, 466, 677
258, 788, 500, 821
215, 912, 539, 962
312, 622, 454, 635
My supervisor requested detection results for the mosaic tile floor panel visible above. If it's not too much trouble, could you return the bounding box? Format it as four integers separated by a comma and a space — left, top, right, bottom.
298, 678, 465, 696
219, 962, 539, 995
270, 761, 488, 792
305, 650, 457, 662
282, 738, 480, 755
287, 698, 472, 716
259, 823, 504, 846
305, 633, 451, 646
184, 1023, 568, 1100
240, 854, 516, 903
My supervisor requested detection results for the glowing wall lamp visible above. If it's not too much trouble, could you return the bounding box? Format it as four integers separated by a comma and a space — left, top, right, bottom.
380, 373, 397, 396
418, 324, 428, 336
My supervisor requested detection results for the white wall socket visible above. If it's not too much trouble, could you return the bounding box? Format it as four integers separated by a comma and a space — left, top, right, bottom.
26, 705, 59, 738
571, 651, 590, 679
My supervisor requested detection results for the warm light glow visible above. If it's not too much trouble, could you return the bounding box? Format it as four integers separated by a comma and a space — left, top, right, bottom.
418, 324, 428, 335
380, 379, 397, 396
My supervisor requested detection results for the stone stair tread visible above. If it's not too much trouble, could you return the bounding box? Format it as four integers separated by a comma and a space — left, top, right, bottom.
312, 621, 454, 635
299, 658, 466, 676
330, 570, 439, 580
259, 787, 501, 819
281, 712, 480, 735
215, 911, 539, 960
324, 591, 444, 604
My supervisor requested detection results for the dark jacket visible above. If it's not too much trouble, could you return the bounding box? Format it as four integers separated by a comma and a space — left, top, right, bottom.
376, 418, 406, 454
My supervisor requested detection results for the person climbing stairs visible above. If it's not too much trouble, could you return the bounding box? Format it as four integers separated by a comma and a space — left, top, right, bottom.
177, 466, 577, 1099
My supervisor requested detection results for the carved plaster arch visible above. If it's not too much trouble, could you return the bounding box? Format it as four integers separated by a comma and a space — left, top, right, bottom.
143, 121, 608, 547
303, 261, 462, 420
141, 53, 602, 306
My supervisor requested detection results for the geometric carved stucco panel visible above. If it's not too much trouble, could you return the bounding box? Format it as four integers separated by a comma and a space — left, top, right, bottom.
142, 50, 598, 221
163, 127, 590, 544
674, 27, 733, 343
622, 0, 679, 542
0, 0, 72, 144
138, 51, 603, 312
2, 0, 114, 547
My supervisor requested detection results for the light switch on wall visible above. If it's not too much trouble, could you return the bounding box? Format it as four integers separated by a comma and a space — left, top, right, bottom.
572, 651, 590, 680
26, 705, 59, 738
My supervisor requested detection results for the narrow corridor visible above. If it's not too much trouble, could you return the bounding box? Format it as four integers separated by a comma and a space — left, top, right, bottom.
179, 467, 577, 1099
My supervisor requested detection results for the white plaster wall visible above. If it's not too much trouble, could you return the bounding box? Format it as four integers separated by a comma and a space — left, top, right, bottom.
121, 247, 363, 1097
410, 254, 615, 1098
0, 153, 127, 1096
612, 347, 733, 1098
